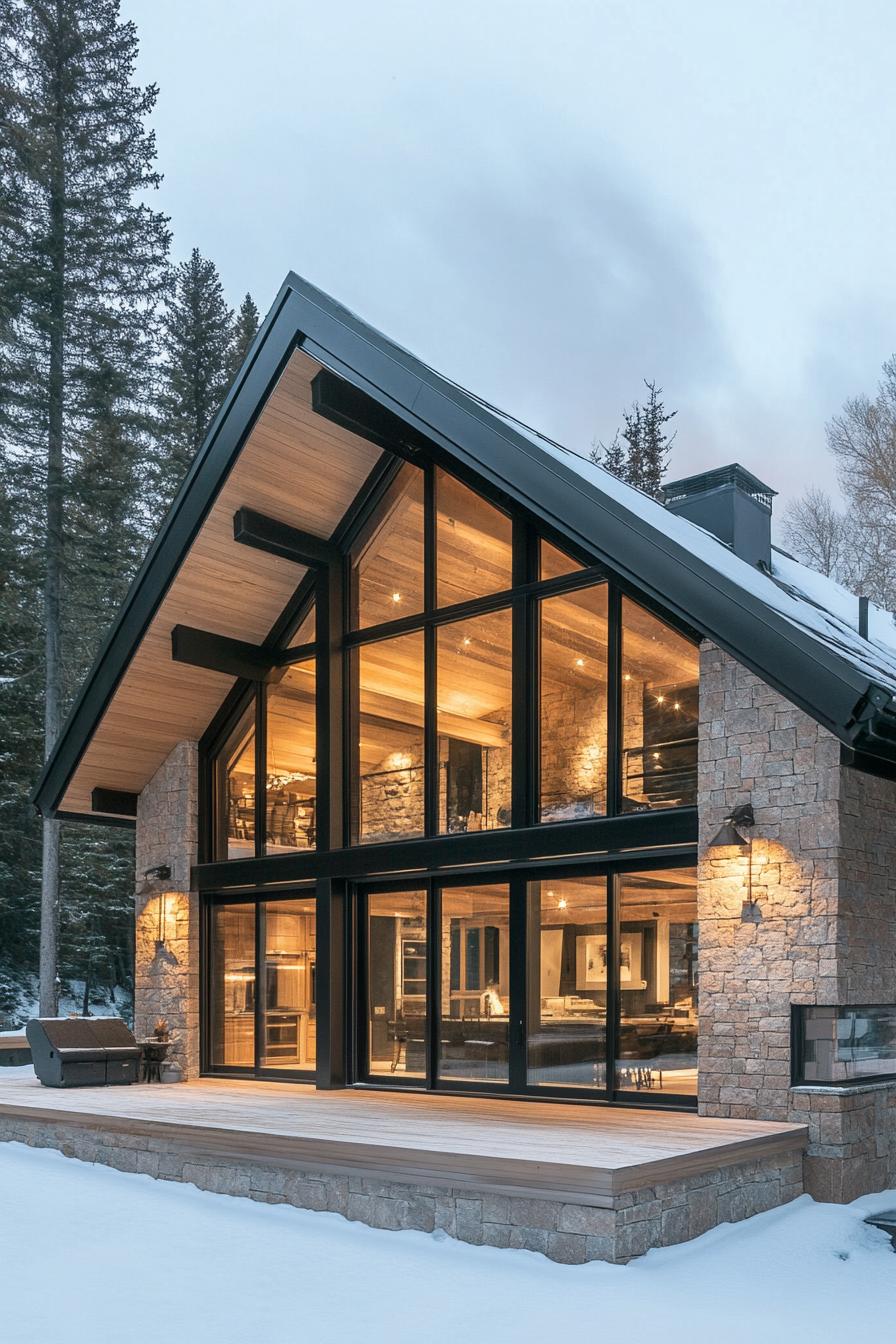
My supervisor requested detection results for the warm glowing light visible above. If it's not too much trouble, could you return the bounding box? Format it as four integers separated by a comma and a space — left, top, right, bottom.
656, 694, 665, 704
462, 636, 472, 647
574, 657, 585, 668
557, 897, 568, 910
391, 591, 402, 603
673, 701, 681, 710
623, 673, 632, 682
652, 751, 661, 760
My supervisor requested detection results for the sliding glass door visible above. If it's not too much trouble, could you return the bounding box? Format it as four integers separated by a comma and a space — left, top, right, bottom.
207, 891, 317, 1077
357, 864, 697, 1103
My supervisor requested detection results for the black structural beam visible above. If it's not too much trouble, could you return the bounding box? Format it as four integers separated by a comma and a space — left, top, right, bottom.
90, 787, 138, 818
192, 807, 697, 890
311, 367, 433, 461
171, 625, 279, 681
233, 507, 341, 569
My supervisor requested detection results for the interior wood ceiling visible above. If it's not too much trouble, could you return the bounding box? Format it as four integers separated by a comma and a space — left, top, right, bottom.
62, 351, 380, 817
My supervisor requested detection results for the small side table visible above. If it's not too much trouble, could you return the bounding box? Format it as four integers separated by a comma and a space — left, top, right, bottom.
138, 1038, 172, 1083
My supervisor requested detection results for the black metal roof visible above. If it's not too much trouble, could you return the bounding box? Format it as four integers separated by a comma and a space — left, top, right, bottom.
32, 273, 896, 818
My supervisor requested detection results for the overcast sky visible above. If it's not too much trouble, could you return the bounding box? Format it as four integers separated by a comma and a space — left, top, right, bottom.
126, 0, 896, 516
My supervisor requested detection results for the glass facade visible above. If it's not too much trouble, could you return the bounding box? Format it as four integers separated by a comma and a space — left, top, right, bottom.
439, 884, 510, 1083
260, 899, 317, 1070
437, 609, 512, 833
210, 904, 256, 1068
527, 878, 608, 1089
794, 1005, 896, 1085
265, 661, 316, 854
539, 584, 609, 822
206, 461, 700, 1107
352, 631, 425, 844
366, 890, 428, 1079
436, 468, 513, 606
351, 465, 425, 629
219, 708, 256, 859
615, 869, 698, 1096
621, 597, 699, 811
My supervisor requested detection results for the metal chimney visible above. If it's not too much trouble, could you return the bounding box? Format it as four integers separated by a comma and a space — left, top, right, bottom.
661, 464, 777, 570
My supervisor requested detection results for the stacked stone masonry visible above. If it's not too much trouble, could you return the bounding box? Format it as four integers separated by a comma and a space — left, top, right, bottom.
134, 740, 200, 1079
698, 642, 896, 1199
0, 1113, 803, 1264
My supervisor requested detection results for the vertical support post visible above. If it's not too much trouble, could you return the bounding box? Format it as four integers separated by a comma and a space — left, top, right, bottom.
316, 877, 346, 1088
316, 561, 344, 851
607, 585, 623, 816
512, 518, 535, 830
508, 872, 528, 1093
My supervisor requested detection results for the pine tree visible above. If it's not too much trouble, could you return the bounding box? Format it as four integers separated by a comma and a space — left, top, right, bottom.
155, 249, 234, 511
0, 0, 170, 1013
229, 292, 259, 381
591, 381, 677, 497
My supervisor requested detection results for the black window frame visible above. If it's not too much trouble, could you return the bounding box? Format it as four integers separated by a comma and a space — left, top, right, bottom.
200, 455, 700, 873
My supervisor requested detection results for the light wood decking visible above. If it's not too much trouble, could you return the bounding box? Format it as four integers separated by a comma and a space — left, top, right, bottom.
0, 1074, 806, 1205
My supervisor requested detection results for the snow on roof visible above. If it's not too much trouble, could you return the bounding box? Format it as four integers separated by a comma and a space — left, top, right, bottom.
482, 405, 896, 699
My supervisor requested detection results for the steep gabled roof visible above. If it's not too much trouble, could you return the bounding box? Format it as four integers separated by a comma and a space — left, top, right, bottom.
32, 273, 896, 820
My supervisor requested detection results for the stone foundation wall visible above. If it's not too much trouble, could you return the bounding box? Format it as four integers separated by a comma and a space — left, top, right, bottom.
0, 1112, 803, 1264
697, 642, 896, 1200
134, 741, 200, 1078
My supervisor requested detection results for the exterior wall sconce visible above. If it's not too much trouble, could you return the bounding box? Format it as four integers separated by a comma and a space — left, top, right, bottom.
144, 864, 171, 882
708, 804, 760, 922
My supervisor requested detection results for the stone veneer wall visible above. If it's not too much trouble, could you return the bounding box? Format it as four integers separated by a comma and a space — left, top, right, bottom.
134, 740, 200, 1078
0, 1110, 803, 1264
698, 643, 896, 1200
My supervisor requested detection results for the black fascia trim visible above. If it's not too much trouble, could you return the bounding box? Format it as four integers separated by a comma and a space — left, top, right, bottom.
90, 788, 138, 818
192, 807, 697, 890
285, 275, 892, 757
31, 281, 306, 817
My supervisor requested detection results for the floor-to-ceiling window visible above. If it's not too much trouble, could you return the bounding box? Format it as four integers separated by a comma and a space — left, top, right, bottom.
204, 457, 700, 1105
208, 894, 316, 1076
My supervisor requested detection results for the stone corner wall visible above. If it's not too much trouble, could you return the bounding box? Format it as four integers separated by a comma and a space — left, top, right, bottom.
134, 740, 200, 1078
697, 641, 896, 1200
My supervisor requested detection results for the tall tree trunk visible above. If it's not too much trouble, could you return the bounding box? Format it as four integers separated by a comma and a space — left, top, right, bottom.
39, 11, 66, 1017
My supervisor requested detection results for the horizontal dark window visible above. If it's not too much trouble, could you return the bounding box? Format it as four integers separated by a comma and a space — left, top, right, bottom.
793, 1004, 896, 1086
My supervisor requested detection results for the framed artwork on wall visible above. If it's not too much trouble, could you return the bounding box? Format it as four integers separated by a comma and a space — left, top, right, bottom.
577, 932, 645, 990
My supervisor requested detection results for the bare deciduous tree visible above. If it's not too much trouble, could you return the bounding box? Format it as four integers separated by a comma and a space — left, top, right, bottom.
783, 357, 896, 612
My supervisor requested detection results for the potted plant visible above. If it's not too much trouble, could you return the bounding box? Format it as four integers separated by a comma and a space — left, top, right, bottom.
153, 1017, 169, 1042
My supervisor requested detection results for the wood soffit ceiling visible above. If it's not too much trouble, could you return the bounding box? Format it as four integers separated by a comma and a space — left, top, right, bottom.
61, 351, 380, 818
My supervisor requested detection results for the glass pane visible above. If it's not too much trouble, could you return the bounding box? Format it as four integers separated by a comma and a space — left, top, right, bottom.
798, 1005, 896, 1084
616, 868, 698, 1096
260, 898, 316, 1070
210, 904, 256, 1067
621, 598, 699, 811
367, 890, 428, 1079
439, 884, 510, 1083
437, 610, 512, 833
289, 605, 315, 645
265, 661, 316, 854
219, 706, 255, 859
527, 879, 607, 1089
540, 539, 584, 581
539, 584, 609, 822
353, 631, 425, 843
436, 469, 512, 606
351, 464, 425, 629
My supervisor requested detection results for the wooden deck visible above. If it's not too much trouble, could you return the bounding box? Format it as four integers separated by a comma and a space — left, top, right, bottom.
0, 1073, 806, 1205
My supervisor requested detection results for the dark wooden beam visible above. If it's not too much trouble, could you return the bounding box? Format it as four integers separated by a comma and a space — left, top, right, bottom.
310, 367, 433, 462
171, 625, 278, 681
233, 507, 340, 569
90, 787, 138, 818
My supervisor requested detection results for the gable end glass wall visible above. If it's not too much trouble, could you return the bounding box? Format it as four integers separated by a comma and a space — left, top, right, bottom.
199, 451, 700, 1105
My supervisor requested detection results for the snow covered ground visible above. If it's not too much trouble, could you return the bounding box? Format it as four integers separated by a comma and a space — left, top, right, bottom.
0, 1134, 894, 1344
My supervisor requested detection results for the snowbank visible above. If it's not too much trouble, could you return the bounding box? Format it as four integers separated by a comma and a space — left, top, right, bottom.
0, 1141, 894, 1344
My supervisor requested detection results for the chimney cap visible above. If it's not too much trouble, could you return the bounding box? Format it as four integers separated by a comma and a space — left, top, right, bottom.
661, 464, 777, 513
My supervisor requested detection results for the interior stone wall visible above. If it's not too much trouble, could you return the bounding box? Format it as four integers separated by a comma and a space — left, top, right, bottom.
134, 740, 200, 1078
697, 642, 896, 1199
